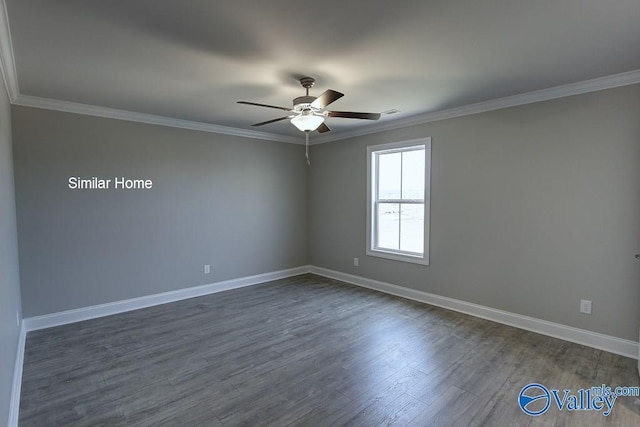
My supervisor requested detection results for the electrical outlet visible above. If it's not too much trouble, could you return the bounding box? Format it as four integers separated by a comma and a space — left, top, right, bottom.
354, 257, 359, 266
580, 299, 592, 315
204, 264, 210, 274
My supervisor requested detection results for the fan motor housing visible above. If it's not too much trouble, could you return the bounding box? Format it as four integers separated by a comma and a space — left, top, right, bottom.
293, 95, 316, 108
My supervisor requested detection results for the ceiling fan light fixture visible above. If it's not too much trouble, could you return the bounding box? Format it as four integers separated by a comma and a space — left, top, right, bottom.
290, 114, 324, 132
239, 76, 380, 135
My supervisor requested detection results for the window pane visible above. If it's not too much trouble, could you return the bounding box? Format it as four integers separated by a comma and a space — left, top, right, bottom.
377, 203, 399, 250
378, 152, 401, 199
400, 203, 424, 253
402, 149, 425, 200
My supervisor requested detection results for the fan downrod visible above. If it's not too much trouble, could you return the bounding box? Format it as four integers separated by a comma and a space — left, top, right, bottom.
299, 77, 315, 95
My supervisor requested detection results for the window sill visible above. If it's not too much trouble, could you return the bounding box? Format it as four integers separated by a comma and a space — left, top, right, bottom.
366, 248, 430, 266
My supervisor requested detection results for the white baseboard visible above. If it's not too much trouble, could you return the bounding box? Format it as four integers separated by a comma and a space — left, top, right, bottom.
8, 322, 26, 427
24, 266, 311, 332
12, 262, 637, 427
309, 266, 640, 360
11, 266, 310, 425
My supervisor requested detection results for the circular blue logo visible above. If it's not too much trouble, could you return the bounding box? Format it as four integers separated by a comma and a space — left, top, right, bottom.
518, 383, 551, 416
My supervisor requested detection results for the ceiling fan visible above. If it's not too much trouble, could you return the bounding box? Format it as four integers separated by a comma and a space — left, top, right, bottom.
237, 76, 381, 134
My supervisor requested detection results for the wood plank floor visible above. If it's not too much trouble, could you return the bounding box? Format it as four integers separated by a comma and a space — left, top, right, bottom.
19, 274, 640, 426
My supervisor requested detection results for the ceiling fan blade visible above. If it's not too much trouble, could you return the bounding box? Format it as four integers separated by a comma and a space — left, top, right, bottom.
310, 90, 344, 109
327, 111, 381, 120
317, 123, 331, 133
238, 101, 292, 111
251, 116, 290, 126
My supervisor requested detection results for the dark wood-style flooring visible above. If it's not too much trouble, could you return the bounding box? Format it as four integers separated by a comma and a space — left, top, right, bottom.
19, 274, 640, 426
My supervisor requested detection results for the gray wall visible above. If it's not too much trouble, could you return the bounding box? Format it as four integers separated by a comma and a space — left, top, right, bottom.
0, 83, 22, 423
13, 107, 308, 317
9, 84, 640, 343
309, 84, 640, 341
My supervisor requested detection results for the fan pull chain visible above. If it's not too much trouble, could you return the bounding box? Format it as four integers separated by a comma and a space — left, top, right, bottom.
305, 131, 311, 166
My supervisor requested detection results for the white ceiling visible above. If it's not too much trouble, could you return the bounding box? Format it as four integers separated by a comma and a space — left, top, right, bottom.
5, 0, 640, 141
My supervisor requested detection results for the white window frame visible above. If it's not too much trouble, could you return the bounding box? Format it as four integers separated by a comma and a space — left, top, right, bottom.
366, 137, 431, 265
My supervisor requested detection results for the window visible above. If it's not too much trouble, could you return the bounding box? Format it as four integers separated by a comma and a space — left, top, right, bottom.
367, 138, 431, 265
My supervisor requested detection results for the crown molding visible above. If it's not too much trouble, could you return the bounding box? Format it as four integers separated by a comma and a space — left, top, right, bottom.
0, 0, 18, 101
16, 66, 640, 146
312, 69, 640, 144
9, 70, 640, 147
13, 94, 303, 144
